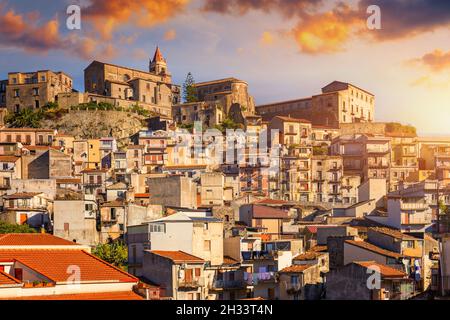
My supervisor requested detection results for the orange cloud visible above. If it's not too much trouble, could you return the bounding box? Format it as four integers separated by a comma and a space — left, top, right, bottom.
292, 6, 362, 54
260, 31, 274, 46
164, 29, 177, 41
0, 7, 61, 52
83, 0, 190, 40
411, 49, 450, 72
0, 5, 118, 61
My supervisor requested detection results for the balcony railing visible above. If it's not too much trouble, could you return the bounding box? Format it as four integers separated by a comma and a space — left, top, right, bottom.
243, 272, 276, 285
178, 278, 204, 289
400, 202, 429, 211
241, 250, 272, 260
210, 280, 247, 290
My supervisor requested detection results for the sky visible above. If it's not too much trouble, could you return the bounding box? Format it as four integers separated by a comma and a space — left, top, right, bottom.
0, 0, 449, 136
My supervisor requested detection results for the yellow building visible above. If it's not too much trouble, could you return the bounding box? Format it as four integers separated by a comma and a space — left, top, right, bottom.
73, 139, 101, 169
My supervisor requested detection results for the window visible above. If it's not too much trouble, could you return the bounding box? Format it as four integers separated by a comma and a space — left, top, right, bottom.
85, 204, 93, 211
35, 100, 40, 108
40, 75, 46, 82
203, 222, 208, 230
291, 275, 299, 285
149, 223, 165, 233
33, 88, 39, 96
13, 89, 19, 97
195, 268, 201, 277
110, 208, 117, 220
204, 240, 211, 251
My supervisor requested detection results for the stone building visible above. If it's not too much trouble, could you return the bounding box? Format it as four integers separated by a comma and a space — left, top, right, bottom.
311, 155, 343, 203
331, 134, 391, 183
5, 70, 72, 113
21, 148, 72, 179
173, 77, 255, 127
148, 175, 197, 209
269, 116, 313, 202
388, 132, 419, 191
82, 47, 180, 116
256, 81, 375, 128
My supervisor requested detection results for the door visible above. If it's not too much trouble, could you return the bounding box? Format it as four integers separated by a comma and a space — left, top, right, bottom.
19, 214, 28, 225
185, 269, 193, 284
0, 265, 4, 272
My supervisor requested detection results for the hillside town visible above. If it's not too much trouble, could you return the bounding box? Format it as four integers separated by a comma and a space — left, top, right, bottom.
0, 47, 449, 300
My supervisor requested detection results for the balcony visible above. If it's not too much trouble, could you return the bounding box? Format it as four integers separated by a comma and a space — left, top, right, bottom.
400, 202, 429, 211
368, 163, 389, 169
241, 250, 272, 261
244, 272, 276, 285
210, 280, 247, 290
178, 278, 204, 289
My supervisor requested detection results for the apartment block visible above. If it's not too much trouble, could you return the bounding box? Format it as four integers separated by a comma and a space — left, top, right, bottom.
6, 70, 72, 113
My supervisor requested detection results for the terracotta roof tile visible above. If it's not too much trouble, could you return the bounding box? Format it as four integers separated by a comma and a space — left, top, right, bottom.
4, 291, 144, 300
3, 192, 42, 200
0, 270, 21, 285
345, 240, 403, 259
309, 245, 328, 252
0, 249, 137, 283
223, 256, 239, 265
279, 265, 312, 273
369, 227, 419, 241
251, 205, 289, 219
56, 178, 81, 184
134, 193, 150, 198
150, 250, 205, 264
0, 234, 78, 246
354, 261, 407, 278
274, 116, 312, 124
293, 251, 325, 261
0, 156, 20, 163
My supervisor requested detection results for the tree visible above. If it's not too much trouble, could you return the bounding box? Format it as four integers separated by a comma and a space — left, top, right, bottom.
92, 240, 128, 269
182, 72, 198, 103
4, 108, 42, 128
0, 221, 37, 234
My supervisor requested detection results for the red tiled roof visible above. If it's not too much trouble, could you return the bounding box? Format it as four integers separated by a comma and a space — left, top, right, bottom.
293, 251, 325, 261
0, 156, 19, 163
134, 193, 150, 198
56, 178, 81, 184
4, 291, 144, 300
304, 225, 335, 234
0, 270, 21, 285
0, 249, 137, 283
0, 234, 78, 246
279, 265, 312, 273
3, 192, 42, 200
274, 116, 312, 123
251, 205, 289, 219
345, 240, 403, 259
369, 227, 418, 241
223, 256, 239, 265
150, 251, 205, 263
309, 245, 328, 252
354, 261, 407, 278
0, 128, 54, 132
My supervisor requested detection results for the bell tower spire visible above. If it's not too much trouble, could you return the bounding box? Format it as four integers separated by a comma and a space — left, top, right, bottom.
149, 46, 169, 76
